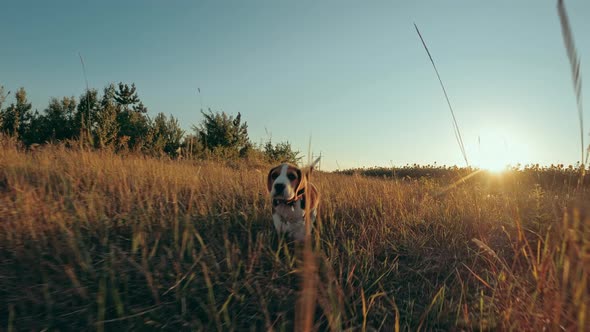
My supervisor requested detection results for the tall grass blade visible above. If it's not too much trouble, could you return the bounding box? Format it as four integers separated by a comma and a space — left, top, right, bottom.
414, 23, 469, 167
78, 52, 92, 147
557, 0, 586, 169
296, 137, 317, 332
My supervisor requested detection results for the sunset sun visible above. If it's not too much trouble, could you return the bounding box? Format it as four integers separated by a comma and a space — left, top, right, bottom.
475, 157, 509, 173
471, 129, 525, 173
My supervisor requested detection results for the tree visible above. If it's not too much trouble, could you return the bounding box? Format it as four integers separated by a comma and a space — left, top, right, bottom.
15, 88, 33, 142
27, 110, 44, 144
114, 82, 140, 111
146, 113, 185, 156
193, 110, 251, 158
37, 96, 77, 142
1, 104, 18, 137
75, 89, 100, 145
0, 85, 6, 111
0, 86, 7, 130
179, 134, 203, 159
264, 140, 301, 164
114, 83, 149, 149
94, 84, 119, 148
0, 88, 33, 143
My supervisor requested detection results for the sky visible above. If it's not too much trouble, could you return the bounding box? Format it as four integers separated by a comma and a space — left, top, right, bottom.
1, 1, 589, 171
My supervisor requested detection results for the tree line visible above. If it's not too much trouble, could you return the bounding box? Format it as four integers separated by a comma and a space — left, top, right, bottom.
0, 83, 300, 163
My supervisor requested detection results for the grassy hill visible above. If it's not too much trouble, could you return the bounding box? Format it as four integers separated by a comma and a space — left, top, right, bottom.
0, 141, 588, 331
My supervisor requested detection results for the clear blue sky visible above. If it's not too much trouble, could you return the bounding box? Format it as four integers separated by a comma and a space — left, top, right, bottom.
1, 1, 589, 170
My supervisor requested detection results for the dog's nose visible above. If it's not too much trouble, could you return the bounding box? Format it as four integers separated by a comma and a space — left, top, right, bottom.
274, 183, 285, 194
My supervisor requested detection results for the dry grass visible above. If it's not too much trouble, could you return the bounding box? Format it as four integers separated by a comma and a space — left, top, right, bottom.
0, 140, 588, 331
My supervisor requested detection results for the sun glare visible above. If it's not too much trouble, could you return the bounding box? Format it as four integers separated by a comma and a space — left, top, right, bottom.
476, 158, 509, 173
471, 129, 525, 174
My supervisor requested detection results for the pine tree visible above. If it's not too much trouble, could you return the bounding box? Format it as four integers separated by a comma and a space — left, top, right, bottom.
113, 83, 140, 111
76, 89, 99, 146
193, 110, 251, 158
147, 113, 185, 156
0, 85, 6, 111
1, 88, 33, 143
0, 86, 7, 131
37, 96, 77, 142
114, 83, 149, 149
94, 84, 119, 148
264, 140, 301, 164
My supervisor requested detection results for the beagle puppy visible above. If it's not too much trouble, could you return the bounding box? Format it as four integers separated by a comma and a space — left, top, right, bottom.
267, 160, 320, 241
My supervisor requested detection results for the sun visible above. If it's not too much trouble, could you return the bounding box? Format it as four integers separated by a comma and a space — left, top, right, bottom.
474, 157, 509, 173
470, 129, 525, 173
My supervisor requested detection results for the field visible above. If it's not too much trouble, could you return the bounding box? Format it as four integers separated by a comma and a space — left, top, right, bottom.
0, 140, 589, 331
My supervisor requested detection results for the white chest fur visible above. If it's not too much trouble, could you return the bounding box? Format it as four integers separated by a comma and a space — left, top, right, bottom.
272, 201, 316, 241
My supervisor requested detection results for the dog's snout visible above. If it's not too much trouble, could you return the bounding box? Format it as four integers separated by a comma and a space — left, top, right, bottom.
274, 183, 285, 194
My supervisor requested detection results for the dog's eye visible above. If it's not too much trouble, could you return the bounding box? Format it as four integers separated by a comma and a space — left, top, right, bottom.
287, 173, 297, 181
271, 173, 279, 180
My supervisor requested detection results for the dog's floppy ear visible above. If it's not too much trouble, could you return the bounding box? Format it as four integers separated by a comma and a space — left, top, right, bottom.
294, 167, 307, 195
267, 165, 279, 193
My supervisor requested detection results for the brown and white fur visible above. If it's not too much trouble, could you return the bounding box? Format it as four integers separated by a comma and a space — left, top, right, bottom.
266, 159, 320, 241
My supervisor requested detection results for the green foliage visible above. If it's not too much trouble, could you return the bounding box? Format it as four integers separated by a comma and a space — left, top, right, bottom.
76, 89, 100, 146
0, 85, 6, 130
0, 82, 291, 163
116, 111, 150, 150
94, 84, 119, 148
263, 139, 301, 164
113, 82, 140, 111
193, 110, 251, 158
15, 88, 33, 142
179, 134, 203, 159
0, 102, 17, 137
35, 96, 77, 143
0, 88, 33, 142
0, 85, 6, 112
145, 113, 185, 156
114, 83, 150, 150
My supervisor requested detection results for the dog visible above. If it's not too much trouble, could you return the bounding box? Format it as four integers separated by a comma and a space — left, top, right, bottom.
266, 158, 320, 241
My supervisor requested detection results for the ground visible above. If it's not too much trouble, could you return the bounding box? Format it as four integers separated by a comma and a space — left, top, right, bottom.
0, 142, 588, 331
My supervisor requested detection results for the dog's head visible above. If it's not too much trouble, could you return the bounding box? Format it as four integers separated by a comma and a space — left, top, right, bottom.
267, 163, 307, 201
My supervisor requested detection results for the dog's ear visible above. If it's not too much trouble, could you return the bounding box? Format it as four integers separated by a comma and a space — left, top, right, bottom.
294, 167, 307, 194
267, 166, 279, 193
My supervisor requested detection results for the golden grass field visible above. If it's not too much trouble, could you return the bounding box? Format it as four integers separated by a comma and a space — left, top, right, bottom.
0, 139, 588, 331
